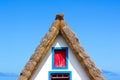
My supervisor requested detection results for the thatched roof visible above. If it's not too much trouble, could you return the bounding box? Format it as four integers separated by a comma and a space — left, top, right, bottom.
18, 14, 104, 80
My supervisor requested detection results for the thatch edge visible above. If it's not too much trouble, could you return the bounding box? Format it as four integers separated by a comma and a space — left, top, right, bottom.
18, 20, 61, 80
60, 20, 104, 80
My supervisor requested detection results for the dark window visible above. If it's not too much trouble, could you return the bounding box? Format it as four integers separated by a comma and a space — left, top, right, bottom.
51, 73, 70, 80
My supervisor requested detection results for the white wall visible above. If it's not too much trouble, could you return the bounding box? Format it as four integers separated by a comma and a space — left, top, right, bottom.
30, 35, 90, 80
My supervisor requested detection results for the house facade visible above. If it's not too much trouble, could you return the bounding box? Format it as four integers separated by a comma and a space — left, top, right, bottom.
18, 14, 104, 80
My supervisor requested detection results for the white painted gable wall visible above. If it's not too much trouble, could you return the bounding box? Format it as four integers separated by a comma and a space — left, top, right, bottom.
30, 35, 90, 80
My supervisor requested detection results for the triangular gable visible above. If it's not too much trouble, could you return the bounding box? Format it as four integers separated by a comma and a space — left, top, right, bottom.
18, 14, 104, 80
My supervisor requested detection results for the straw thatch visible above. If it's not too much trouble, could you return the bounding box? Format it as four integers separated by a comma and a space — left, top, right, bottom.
18, 14, 104, 80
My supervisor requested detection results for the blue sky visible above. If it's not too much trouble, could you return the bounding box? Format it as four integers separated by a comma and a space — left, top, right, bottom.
0, 0, 120, 76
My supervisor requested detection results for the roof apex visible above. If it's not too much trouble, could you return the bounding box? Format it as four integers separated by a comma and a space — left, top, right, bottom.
55, 14, 64, 20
